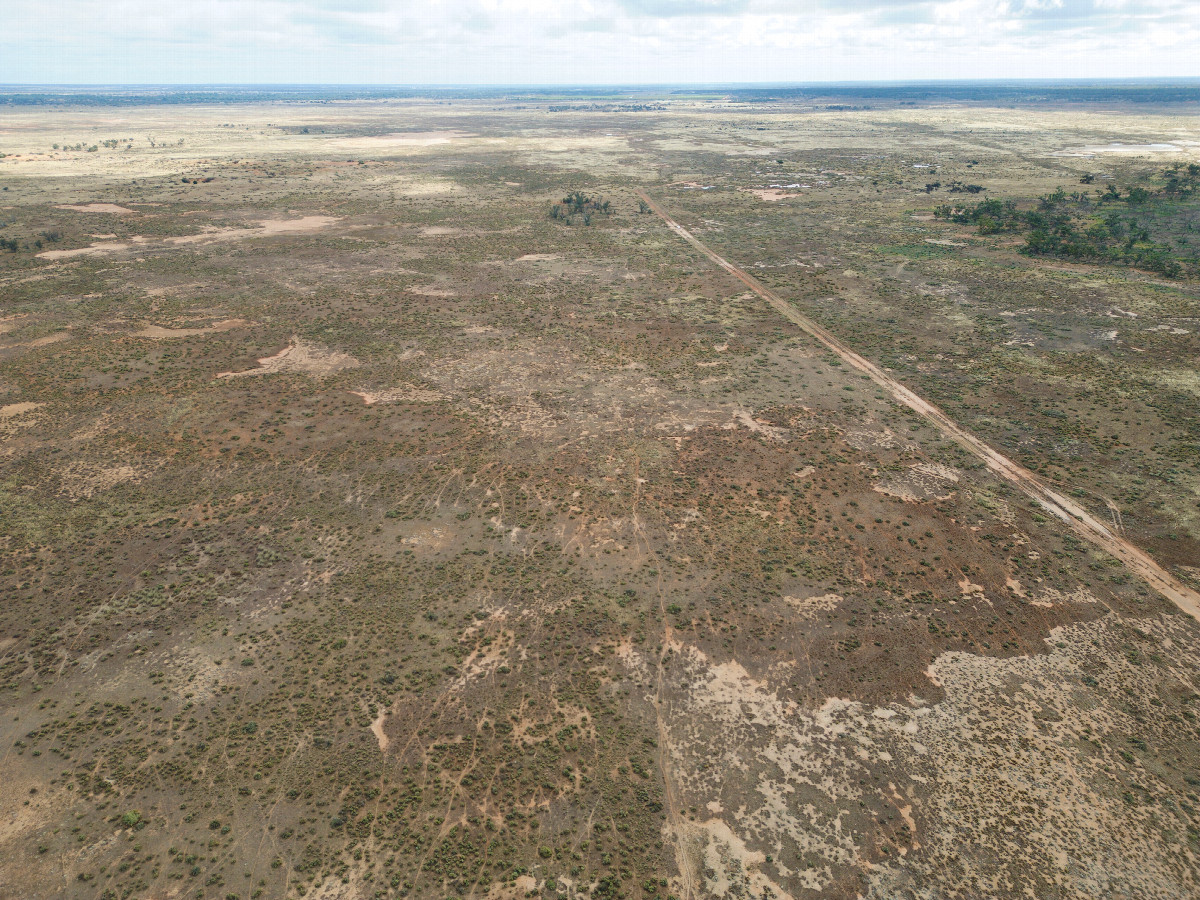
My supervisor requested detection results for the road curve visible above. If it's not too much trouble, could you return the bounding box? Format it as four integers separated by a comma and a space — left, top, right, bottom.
636, 188, 1200, 619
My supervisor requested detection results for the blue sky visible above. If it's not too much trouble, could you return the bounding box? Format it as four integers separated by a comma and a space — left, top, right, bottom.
4, 1, 1197, 84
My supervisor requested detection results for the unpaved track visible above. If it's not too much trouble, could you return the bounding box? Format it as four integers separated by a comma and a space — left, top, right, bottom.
636, 189, 1200, 619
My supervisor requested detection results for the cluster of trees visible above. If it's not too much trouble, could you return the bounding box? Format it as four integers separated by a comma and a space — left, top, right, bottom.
924, 181, 985, 194
934, 166, 1198, 277
1, 230, 61, 253
53, 138, 134, 151
1023, 215, 1183, 277
549, 192, 611, 226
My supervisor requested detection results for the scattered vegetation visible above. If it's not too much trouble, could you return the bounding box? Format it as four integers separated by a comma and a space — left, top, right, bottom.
2, 92, 1198, 900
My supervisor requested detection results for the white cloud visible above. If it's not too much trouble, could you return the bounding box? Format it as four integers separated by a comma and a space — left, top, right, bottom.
2, 0, 1197, 83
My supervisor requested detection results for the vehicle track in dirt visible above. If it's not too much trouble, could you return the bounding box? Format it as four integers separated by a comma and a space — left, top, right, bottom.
636, 188, 1200, 619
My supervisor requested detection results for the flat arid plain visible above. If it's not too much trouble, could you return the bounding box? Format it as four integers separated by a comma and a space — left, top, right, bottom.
3, 86, 1200, 900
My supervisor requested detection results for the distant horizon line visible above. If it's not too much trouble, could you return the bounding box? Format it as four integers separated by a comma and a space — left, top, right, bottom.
3, 77, 1200, 89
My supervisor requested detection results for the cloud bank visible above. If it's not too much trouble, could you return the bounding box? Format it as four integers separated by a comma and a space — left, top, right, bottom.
4, 0, 1197, 84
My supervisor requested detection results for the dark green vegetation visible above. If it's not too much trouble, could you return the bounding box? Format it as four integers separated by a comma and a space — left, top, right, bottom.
2, 95, 1200, 900
936, 164, 1200, 276
548, 192, 612, 225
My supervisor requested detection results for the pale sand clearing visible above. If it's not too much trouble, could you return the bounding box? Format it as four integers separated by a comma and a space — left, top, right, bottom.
56, 203, 135, 214
57, 462, 141, 500
340, 131, 475, 147
784, 593, 842, 620
406, 285, 456, 297
728, 409, 788, 442
256, 215, 340, 236
217, 339, 360, 378
0, 402, 44, 419
167, 215, 340, 245
37, 216, 340, 260
350, 385, 447, 405
25, 333, 70, 347
132, 319, 251, 339
370, 711, 390, 752
1081, 142, 1181, 154
1052, 142, 1185, 158
744, 189, 798, 202
38, 241, 131, 260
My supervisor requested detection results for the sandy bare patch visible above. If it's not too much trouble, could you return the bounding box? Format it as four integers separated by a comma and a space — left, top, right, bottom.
3, 331, 73, 349
874, 462, 960, 502
0, 401, 43, 419
149, 646, 226, 702
924, 238, 966, 247
370, 710, 390, 752
38, 241, 131, 260
38, 216, 339, 260
727, 410, 788, 442
420, 225, 461, 236
1060, 142, 1183, 156
0, 315, 27, 335
258, 215, 340, 236
56, 203, 134, 214
170, 215, 340, 244
744, 188, 798, 202
57, 462, 141, 500
348, 131, 475, 147
0, 776, 73, 849
395, 525, 453, 552
406, 285, 456, 298
486, 876, 538, 900
350, 385, 447, 405
845, 425, 908, 452
635, 614, 1200, 900
516, 253, 560, 262
0, 401, 44, 445
422, 340, 729, 443
217, 338, 360, 378
1153, 367, 1200, 400
783, 592, 842, 620
71, 413, 112, 443
132, 318, 251, 339
1027, 585, 1102, 608
689, 817, 787, 900
454, 629, 515, 690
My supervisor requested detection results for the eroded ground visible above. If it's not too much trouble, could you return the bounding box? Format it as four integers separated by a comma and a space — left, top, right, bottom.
2, 92, 1200, 900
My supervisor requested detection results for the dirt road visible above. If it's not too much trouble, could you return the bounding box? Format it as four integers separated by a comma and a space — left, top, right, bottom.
636, 189, 1200, 619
